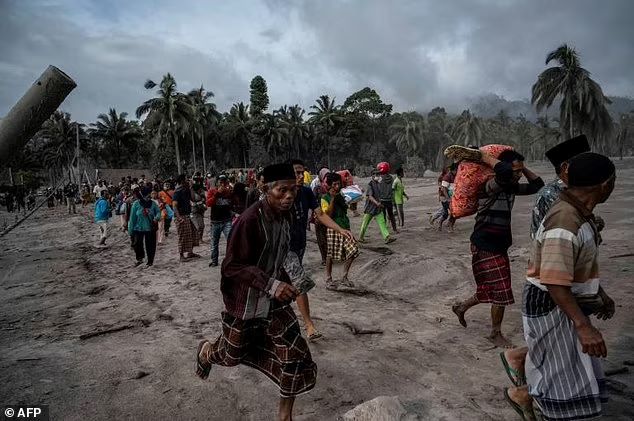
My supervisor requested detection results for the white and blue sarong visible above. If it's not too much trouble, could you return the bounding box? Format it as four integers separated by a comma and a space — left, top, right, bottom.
522, 282, 608, 420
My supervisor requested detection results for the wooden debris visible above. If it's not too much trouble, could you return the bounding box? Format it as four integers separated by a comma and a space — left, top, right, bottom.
79, 324, 135, 340
342, 322, 383, 335
608, 253, 634, 259
605, 366, 629, 377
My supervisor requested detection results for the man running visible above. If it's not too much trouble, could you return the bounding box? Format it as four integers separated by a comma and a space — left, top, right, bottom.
449, 146, 543, 347
195, 163, 316, 421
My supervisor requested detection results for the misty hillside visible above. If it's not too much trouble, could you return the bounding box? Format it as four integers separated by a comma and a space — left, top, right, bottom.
466, 93, 634, 121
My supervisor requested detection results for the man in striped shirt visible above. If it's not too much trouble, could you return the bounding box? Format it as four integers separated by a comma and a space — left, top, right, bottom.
516, 152, 616, 420
452, 148, 544, 348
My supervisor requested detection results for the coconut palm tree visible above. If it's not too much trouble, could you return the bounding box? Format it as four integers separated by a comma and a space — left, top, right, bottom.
226, 102, 252, 168
308, 95, 342, 168
257, 113, 288, 160
188, 86, 221, 174
89, 108, 142, 167
389, 113, 425, 159
453, 109, 483, 146
535, 115, 561, 158
37, 111, 89, 183
426, 107, 455, 170
136, 73, 192, 175
531, 44, 613, 141
277, 105, 307, 158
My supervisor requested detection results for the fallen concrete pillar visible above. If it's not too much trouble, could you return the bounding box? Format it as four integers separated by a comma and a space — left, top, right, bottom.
0, 65, 76, 164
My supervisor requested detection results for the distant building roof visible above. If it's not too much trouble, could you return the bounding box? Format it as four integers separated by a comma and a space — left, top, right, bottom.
94, 168, 153, 184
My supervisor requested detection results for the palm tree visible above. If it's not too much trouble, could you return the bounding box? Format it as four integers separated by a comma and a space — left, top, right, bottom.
257, 113, 288, 160
277, 105, 307, 158
89, 108, 142, 167
453, 110, 483, 146
535, 115, 561, 159
37, 111, 88, 183
308, 95, 342, 168
226, 102, 252, 168
188, 85, 221, 174
136, 73, 192, 175
389, 113, 425, 159
531, 44, 613, 141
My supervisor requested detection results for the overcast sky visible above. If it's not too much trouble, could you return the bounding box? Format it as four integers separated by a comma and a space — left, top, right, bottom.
1, 0, 633, 123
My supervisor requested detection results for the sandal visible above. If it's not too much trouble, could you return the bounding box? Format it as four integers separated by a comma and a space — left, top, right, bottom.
325, 278, 338, 291
195, 340, 212, 380
340, 276, 355, 288
308, 331, 323, 342
504, 388, 536, 421
444, 145, 482, 162
500, 351, 526, 386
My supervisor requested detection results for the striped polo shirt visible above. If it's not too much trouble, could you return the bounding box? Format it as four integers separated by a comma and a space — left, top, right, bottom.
526, 190, 600, 295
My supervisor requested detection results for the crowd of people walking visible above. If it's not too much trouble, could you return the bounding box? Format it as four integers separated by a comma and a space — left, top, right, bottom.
21, 137, 617, 421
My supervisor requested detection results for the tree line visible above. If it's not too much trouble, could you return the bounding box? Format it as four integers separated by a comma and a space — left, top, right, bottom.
4, 44, 634, 187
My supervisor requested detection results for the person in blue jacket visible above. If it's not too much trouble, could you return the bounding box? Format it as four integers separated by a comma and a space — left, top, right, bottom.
94, 190, 111, 245
128, 187, 161, 267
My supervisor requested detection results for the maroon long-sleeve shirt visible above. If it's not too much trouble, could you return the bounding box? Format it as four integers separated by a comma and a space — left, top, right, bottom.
220, 199, 292, 320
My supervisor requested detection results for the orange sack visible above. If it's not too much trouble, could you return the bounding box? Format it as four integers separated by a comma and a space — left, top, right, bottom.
449, 144, 513, 219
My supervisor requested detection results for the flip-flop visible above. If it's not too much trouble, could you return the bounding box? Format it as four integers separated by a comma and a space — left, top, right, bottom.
444, 145, 482, 162
500, 351, 526, 386
341, 276, 355, 288
504, 388, 536, 421
308, 331, 323, 342
195, 340, 212, 380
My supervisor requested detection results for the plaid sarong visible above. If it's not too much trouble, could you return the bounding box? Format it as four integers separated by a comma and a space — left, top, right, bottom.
522, 283, 607, 420
471, 244, 514, 305
176, 217, 199, 255
326, 228, 360, 262
202, 306, 317, 398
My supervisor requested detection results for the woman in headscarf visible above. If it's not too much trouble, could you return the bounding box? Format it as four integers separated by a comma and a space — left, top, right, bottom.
128, 187, 161, 267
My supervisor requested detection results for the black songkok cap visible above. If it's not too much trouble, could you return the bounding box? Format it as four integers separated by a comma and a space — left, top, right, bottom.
262, 163, 296, 183
545, 134, 591, 171
568, 152, 615, 187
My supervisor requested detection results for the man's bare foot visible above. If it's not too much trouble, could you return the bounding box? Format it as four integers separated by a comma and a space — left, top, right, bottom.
452, 304, 467, 327
488, 331, 514, 348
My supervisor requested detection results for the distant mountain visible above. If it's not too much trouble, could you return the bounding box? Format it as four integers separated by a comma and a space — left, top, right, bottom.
467, 93, 634, 122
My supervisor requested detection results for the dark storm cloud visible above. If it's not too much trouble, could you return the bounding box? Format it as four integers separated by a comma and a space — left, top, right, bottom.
1, 0, 633, 123
294, 0, 634, 111
0, 3, 246, 122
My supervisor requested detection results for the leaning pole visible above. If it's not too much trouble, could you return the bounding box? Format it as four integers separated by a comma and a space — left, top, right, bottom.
0, 65, 77, 165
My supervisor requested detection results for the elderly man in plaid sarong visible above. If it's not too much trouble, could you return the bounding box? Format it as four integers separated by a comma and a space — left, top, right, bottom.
195, 164, 316, 421
448, 146, 543, 348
